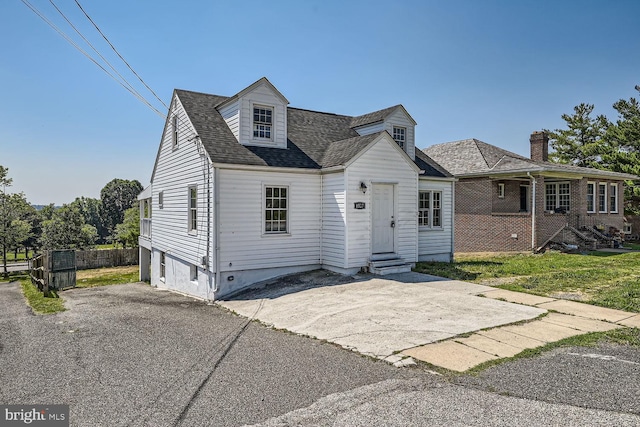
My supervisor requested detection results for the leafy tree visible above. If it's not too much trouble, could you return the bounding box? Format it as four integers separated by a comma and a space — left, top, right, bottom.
545, 103, 611, 168
1, 167, 33, 275
113, 205, 140, 248
40, 204, 97, 250
603, 85, 640, 213
100, 179, 143, 239
70, 197, 106, 242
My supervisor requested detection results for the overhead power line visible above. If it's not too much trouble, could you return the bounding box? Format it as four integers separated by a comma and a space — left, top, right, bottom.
20, 0, 165, 118
73, 0, 169, 111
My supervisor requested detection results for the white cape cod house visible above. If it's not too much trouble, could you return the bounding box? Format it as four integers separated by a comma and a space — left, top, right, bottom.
138, 77, 454, 300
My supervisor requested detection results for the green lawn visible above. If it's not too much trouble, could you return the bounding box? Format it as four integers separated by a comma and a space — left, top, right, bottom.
1, 249, 33, 262
20, 279, 66, 315
76, 265, 139, 288
415, 251, 640, 313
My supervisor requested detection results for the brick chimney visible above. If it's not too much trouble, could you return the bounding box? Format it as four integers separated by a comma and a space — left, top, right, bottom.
530, 131, 549, 162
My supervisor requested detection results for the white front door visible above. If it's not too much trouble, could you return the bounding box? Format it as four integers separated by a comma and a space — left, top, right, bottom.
372, 184, 395, 254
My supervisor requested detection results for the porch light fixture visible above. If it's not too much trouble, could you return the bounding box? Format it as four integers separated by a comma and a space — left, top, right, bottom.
360, 182, 368, 193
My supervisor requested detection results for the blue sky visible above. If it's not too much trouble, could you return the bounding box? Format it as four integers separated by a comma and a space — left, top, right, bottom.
1, 0, 639, 205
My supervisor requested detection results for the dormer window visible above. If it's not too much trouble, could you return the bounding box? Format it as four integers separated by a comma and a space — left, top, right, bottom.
393, 126, 406, 149
172, 114, 178, 149
253, 106, 273, 139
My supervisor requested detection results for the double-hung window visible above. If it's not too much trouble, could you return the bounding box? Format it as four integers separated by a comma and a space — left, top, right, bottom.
253, 106, 273, 139
188, 186, 197, 233
609, 183, 618, 213
545, 182, 570, 212
419, 191, 442, 228
265, 186, 288, 234
586, 182, 595, 213
392, 126, 406, 149
598, 183, 607, 213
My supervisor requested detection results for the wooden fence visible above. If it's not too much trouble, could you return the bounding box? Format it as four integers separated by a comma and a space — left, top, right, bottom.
30, 250, 76, 292
75, 248, 138, 270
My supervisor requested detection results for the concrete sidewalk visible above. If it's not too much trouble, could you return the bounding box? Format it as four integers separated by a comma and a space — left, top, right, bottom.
218, 271, 544, 366
403, 288, 640, 372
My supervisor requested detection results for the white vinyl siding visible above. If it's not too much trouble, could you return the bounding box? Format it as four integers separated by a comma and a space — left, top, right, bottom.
151, 95, 213, 273
610, 183, 618, 213
587, 182, 595, 213
238, 83, 287, 148
418, 180, 453, 261
218, 169, 321, 271
345, 137, 418, 267
321, 172, 346, 268
384, 109, 416, 160
218, 99, 240, 141
598, 183, 607, 213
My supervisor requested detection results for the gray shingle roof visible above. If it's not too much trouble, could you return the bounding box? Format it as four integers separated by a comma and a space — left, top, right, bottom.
423, 138, 637, 180
174, 89, 446, 176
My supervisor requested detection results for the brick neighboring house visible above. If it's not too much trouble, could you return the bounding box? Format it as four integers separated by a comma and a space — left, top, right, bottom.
423, 132, 638, 252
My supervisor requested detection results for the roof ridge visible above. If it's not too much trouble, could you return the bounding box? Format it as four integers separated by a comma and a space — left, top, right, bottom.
287, 106, 353, 119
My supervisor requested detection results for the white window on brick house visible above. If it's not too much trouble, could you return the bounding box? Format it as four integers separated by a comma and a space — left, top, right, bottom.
610, 183, 618, 213
188, 185, 197, 233
497, 183, 505, 199
253, 106, 273, 139
598, 183, 607, 213
160, 252, 166, 281
587, 182, 595, 213
419, 191, 442, 228
392, 126, 406, 149
624, 223, 632, 234
545, 182, 570, 212
265, 186, 288, 234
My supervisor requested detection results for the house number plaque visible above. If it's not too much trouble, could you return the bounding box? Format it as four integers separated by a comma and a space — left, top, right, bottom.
354, 202, 366, 209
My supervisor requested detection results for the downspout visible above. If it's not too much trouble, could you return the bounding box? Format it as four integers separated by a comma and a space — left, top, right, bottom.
450, 179, 455, 262
319, 173, 323, 269
528, 172, 536, 251
213, 166, 221, 294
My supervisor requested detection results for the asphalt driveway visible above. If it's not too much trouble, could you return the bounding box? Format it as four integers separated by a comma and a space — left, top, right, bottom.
218, 270, 545, 362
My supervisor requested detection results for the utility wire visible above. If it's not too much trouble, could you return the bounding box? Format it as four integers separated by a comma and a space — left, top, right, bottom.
48, 0, 152, 111
20, 0, 165, 118
74, 0, 169, 110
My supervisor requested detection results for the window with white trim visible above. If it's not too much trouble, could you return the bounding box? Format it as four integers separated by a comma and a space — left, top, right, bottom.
253, 106, 273, 139
172, 114, 178, 149
498, 183, 505, 199
265, 186, 288, 234
190, 264, 198, 283
598, 183, 607, 213
545, 182, 570, 212
392, 126, 406, 149
160, 252, 166, 281
188, 185, 197, 232
624, 223, 632, 234
158, 191, 164, 209
586, 182, 595, 213
419, 191, 442, 228
610, 183, 618, 213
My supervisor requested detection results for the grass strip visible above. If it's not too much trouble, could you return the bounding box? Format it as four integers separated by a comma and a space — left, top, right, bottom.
20, 279, 66, 315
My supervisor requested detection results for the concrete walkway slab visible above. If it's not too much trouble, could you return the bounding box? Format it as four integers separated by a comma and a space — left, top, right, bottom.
542, 312, 622, 332
537, 300, 632, 323
454, 334, 523, 358
481, 289, 555, 306
499, 320, 583, 343
618, 314, 640, 328
403, 341, 498, 372
219, 272, 544, 360
387, 272, 495, 295
477, 329, 546, 351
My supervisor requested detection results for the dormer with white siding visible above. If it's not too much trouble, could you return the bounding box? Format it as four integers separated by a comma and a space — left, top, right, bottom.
216, 77, 289, 149
350, 105, 417, 160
